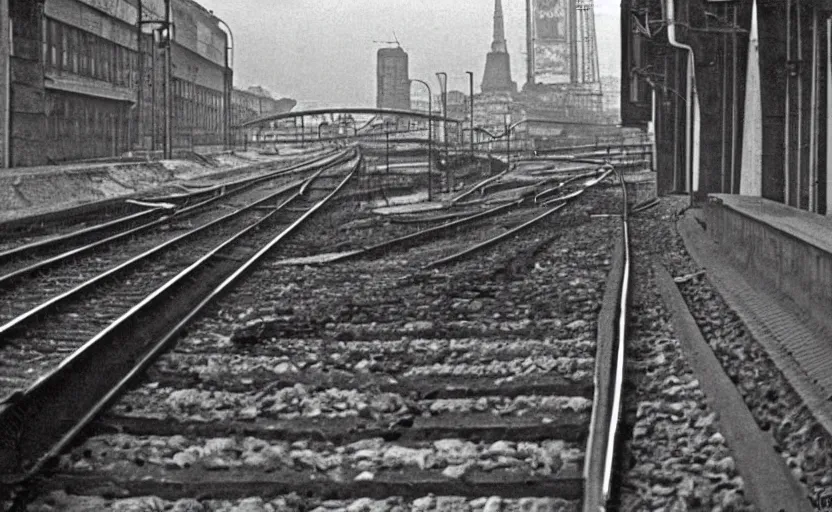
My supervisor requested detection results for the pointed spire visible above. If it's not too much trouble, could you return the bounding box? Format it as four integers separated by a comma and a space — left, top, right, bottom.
492, 0, 507, 53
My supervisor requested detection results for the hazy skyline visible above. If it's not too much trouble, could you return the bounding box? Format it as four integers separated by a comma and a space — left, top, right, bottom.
196, 1, 621, 107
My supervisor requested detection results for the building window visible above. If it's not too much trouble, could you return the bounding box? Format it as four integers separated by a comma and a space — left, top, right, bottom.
50, 20, 59, 69
43, 19, 136, 89
61, 28, 68, 69
70, 29, 79, 74
629, 18, 648, 105
41, 17, 47, 66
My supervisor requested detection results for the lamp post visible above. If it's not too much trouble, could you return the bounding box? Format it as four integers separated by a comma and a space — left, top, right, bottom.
163, 0, 172, 159
435, 72, 448, 178
216, 18, 234, 150
412, 79, 433, 201
385, 119, 392, 174
504, 112, 511, 171
465, 71, 474, 161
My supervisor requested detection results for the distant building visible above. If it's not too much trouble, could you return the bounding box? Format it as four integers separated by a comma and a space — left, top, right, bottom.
600, 75, 621, 119
444, 90, 469, 120
231, 86, 296, 127
376, 47, 411, 110
481, 0, 516, 94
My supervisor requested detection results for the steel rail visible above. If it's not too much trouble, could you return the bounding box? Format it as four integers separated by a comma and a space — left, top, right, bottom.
0, 150, 342, 266
450, 168, 510, 204
144, 148, 342, 204
0, 151, 352, 288
0, 149, 339, 242
0, 208, 167, 265
329, 200, 525, 264
582, 163, 630, 512
0, 179, 306, 342
0, 155, 361, 482
423, 203, 567, 269
423, 166, 616, 267
533, 171, 605, 204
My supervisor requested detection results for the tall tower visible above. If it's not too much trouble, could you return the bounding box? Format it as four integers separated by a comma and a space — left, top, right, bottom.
481, 0, 517, 94
525, 0, 601, 87
377, 47, 411, 110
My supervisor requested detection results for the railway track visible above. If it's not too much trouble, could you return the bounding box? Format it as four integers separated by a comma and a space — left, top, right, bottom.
0, 151, 360, 485
0, 152, 353, 349
2, 160, 631, 511
0, 150, 346, 283
0, 149, 338, 247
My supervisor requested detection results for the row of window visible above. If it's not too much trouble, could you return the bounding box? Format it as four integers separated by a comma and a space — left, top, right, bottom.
43, 17, 138, 89
44, 91, 130, 161
173, 78, 223, 132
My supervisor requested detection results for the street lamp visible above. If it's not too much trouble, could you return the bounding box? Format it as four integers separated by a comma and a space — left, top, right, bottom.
412, 79, 433, 201
465, 71, 474, 161
435, 72, 448, 187
163, 0, 172, 159
139, 2, 174, 157
504, 112, 511, 171
216, 18, 234, 150
384, 118, 393, 174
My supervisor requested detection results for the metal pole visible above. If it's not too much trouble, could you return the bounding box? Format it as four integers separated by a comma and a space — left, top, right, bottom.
137, 0, 144, 151
569, 0, 578, 83
386, 124, 390, 174
505, 113, 510, 170
428, 94, 433, 199
466, 71, 474, 161
436, 72, 448, 190
412, 79, 433, 201
730, 5, 738, 194
810, 6, 819, 212
2, 0, 10, 167
217, 19, 234, 151
163, 0, 172, 159
785, 0, 792, 205
797, 0, 803, 209
526, 0, 534, 87
150, 30, 156, 152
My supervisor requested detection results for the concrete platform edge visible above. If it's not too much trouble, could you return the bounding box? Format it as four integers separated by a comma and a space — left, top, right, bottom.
653, 263, 813, 511
0, 155, 302, 229
677, 212, 832, 442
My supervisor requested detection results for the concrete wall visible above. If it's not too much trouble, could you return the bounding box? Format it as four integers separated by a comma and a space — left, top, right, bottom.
377, 48, 410, 110
10, 0, 47, 167
0, 0, 8, 168
705, 197, 832, 335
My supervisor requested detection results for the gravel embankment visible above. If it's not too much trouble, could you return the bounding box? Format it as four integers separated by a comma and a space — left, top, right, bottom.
619, 197, 753, 511
25, 183, 623, 510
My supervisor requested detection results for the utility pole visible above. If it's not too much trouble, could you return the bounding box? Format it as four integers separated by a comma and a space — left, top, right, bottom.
1, 0, 10, 168
217, 19, 234, 151
466, 71, 474, 162
136, 0, 143, 151
525, 0, 534, 87
150, 30, 156, 152
412, 79, 432, 201
163, 0, 172, 159
505, 113, 511, 171
385, 121, 390, 174
436, 72, 448, 191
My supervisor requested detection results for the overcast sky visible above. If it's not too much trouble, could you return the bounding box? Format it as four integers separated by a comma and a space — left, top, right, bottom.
196, 0, 621, 108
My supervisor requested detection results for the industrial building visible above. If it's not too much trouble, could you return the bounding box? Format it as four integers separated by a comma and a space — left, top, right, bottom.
230, 87, 296, 128
620, 0, 832, 212
376, 47, 411, 110
0, 0, 292, 168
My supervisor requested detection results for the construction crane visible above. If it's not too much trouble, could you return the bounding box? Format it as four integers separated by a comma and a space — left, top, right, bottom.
373, 32, 401, 48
